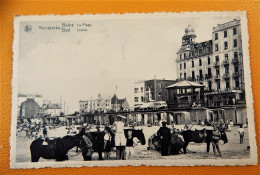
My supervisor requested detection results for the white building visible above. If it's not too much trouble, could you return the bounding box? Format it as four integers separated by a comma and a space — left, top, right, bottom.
43, 102, 62, 117
133, 80, 145, 106
79, 94, 112, 113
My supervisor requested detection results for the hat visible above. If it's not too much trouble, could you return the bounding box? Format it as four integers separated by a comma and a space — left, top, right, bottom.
162, 121, 167, 125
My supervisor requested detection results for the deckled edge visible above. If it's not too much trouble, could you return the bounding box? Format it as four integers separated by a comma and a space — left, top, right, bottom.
10, 11, 258, 169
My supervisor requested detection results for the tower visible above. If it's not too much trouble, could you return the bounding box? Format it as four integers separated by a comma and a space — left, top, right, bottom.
181, 25, 196, 46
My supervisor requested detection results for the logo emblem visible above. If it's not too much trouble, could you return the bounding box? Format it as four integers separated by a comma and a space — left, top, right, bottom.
24, 25, 32, 32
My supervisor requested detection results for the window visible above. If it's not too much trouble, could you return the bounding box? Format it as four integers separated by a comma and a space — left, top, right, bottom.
225, 66, 229, 74
234, 66, 238, 72
199, 59, 202, 66
180, 64, 182, 70
134, 97, 139, 102
192, 71, 195, 80
224, 30, 227, 37
234, 52, 238, 59
215, 55, 219, 62
180, 54, 182, 59
208, 81, 212, 91
180, 73, 182, 79
184, 72, 186, 79
235, 79, 239, 87
226, 80, 230, 90
199, 70, 203, 78
233, 28, 237, 35
208, 68, 212, 77
141, 96, 144, 102
134, 88, 139, 93
192, 60, 194, 68
184, 63, 186, 69
184, 53, 186, 59
141, 87, 143, 93
233, 39, 237, 48
224, 42, 228, 50
215, 33, 218, 40
208, 57, 210, 65
224, 54, 228, 61
217, 81, 220, 90
215, 44, 218, 52
216, 67, 219, 75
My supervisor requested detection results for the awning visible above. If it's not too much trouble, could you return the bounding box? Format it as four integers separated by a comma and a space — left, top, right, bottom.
166, 80, 205, 89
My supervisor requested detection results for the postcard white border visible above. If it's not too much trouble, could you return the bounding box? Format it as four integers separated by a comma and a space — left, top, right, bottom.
11, 11, 258, 169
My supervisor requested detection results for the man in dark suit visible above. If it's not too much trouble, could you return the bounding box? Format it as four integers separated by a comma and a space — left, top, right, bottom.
157, 121, 171, 156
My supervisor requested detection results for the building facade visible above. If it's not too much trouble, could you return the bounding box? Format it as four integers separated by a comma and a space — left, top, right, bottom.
134, 79, 176, 106
79, 94, 129, 113
43, 102, 62, 117
176, 19, 245, 107
19, 98, 41, 119
111, 94, 129, 112
134, 80, 146, 106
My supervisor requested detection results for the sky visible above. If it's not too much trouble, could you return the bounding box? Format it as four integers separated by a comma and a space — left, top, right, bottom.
17, 13, 239, 113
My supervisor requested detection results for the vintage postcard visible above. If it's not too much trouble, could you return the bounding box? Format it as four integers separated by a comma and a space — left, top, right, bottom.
11, 11, 257, 168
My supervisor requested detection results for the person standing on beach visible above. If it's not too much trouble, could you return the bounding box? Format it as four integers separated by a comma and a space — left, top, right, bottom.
103, 127, 112, 160
113, 116, 126, 160
157, 121, 171, 156
211, 126, 222, 157
238, 125, 245, 144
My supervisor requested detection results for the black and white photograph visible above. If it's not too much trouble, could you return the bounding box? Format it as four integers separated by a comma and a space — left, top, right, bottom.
11, 12, 257, 168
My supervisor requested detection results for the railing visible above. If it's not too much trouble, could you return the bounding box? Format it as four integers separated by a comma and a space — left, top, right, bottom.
214, 62, 220, 66
223, 73, 230, 79
224, 88, 230, 92
214, 74, 220, 79
223, 59, 229, 65
205, 74, 212, 80
232, 58, 239, 64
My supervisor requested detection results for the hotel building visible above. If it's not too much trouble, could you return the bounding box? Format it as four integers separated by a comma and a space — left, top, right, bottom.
176, 19, 245, 107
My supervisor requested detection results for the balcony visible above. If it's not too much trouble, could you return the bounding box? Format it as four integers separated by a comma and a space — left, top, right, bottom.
223, 59, 229, 65
214, 62, 220, 67
233, 72, 239, 77
233, 87, 241, 90
196, 76, 204, 82
223, 73, 230, 79
232, 58, 239, 64
187, 77, 196, 81
224, 88, 230, 92
205, 74, 212, 80
214, 74, 220, 79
